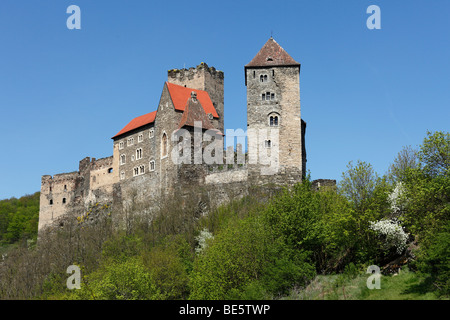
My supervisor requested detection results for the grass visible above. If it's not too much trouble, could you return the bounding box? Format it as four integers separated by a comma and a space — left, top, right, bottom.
285, 267, 446, 300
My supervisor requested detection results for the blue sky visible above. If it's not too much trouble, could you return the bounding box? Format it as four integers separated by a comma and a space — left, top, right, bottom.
0, 0, 449, 199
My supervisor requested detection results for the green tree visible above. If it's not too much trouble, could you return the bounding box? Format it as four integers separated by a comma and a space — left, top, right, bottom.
388, 145, 419, 183
74, 258, 162, 300
189, 217, 270, 299
419, 131, 450, 177
339, 160, 379, 214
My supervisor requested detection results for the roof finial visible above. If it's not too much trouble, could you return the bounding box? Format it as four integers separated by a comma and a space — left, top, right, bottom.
270, 30, 273, 39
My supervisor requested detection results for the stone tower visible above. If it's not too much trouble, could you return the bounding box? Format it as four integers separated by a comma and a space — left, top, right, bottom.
167, 63, 225, 134
245, 37, 306, 184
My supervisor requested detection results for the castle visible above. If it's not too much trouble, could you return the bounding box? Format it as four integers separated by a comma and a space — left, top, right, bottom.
38, 37, 312, 232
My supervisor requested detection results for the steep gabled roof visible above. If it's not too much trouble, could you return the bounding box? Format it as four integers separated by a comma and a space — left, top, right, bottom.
245, 37, 300, 68
112, 82, 220, 139
178, 92, 215, 130
166, 82, 219, 118
112, 111, 157, 139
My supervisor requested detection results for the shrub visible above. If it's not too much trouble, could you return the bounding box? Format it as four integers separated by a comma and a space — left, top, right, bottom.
416, 221, 450, 296
74, 258, 162, 300
189, 217, 270, 299
369, 219, 409, 255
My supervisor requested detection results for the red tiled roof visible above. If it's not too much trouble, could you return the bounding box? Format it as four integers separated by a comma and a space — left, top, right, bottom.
245, 37, 300, 68
112, 82, 219, 139
166, 82, 219, 118
112, 111, 156, 139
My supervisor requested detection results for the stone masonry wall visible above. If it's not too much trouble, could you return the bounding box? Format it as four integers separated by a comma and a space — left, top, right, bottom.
245, 65, 303, 186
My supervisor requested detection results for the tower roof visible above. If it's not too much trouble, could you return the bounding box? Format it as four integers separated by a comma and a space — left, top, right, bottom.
245, 37, 300, 68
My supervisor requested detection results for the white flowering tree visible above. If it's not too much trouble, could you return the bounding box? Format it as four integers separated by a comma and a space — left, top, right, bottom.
195, 228, 214, 254
369, 218, 409, 254
387, 182, 408, 214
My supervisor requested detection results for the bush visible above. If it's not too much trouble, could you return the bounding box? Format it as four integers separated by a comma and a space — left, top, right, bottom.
416, 221, 450, 296
74, 258, 162, 300
142, 236, 191, 300
189, 216, 270, 300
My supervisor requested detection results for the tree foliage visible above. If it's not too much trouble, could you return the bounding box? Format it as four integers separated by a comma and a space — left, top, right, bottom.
0, 192, 40, 244
1, 131, 449, 300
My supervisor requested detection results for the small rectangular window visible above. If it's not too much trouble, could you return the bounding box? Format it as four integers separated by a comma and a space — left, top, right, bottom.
62, 198, 66, 204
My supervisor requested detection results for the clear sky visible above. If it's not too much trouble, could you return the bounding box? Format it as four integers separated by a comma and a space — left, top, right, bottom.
0, 0, 449, 200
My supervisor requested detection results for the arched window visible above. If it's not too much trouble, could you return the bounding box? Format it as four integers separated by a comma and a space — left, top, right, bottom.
136, 148, 143, 160
268, 113, 280, 127
161, 133, 168, 157
149, 160, 155, 171
269, 115, 279, 126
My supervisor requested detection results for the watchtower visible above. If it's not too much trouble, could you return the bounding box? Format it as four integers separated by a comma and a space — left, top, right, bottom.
245, 37, 306, 184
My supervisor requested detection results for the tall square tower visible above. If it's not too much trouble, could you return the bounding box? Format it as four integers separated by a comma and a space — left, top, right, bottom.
245, 37, 306, 184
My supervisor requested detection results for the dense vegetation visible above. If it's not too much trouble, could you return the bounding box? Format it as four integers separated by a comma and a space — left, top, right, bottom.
0, 192, 40, 246
0, 130, 448, 300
